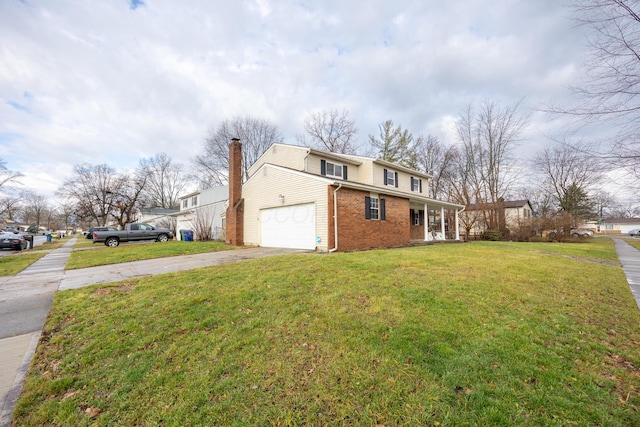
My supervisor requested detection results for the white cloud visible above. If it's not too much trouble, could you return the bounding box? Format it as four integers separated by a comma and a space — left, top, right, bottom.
0, 0, 612, 203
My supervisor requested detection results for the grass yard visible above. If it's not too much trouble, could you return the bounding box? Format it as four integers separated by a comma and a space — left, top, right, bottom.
66, 240, 233, 269
14, 241, 640, 426
626, 238, 640, 251
0, 251, 47, 276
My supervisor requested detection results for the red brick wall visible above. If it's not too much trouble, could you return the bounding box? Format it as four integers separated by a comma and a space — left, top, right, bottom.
226, 139, 244, 246
410, 209, 425, 240
332, 186, 410, 251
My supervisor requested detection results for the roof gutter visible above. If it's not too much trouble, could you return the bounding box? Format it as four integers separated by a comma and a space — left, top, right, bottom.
329, 183, 342, 253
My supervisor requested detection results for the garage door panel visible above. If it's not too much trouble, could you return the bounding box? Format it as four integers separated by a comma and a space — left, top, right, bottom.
261, 203, 315, 250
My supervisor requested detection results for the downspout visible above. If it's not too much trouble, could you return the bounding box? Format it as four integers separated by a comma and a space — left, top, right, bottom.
329, 183, 343, 253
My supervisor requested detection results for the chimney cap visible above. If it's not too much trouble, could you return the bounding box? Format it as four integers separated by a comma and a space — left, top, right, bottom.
231, 137, 241, 142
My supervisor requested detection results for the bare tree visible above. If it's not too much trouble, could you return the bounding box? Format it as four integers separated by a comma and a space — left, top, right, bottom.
300, 109, 358, 154
57, 163, 122, 226
559, 1, 640, 177
408, 135, 459, 199
193, 116, 282, 188
455, 99, 529, 230
368, 120, 414, 165
534, 143, 603, 217
139, 153, 187, 209
20, 191, 49, 229
110, 172, 148, 229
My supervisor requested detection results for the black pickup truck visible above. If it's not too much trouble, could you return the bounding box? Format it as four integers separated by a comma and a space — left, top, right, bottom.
92, 223, 174, 247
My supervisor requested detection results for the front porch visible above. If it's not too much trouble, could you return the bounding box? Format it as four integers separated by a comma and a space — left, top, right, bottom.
409, 201, 462, 242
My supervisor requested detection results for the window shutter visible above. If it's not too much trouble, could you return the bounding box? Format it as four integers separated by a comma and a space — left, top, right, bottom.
410, 208, 414, 221
365, 196, 371, 219
410, 177, 415, 190
394, 172, 398, 188
419, 179, 423, 193
343, 165, 348, 180
380, 198, 386, 220
383, 169, 388, 185
320, 159, 326, 176
419, 210, 424, 225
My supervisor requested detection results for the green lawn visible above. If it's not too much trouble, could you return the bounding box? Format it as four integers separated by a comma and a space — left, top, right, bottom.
14, 241, 640, 426
0, 252, 47, 276
66, 240, 233, 269
626, 238, 640, 251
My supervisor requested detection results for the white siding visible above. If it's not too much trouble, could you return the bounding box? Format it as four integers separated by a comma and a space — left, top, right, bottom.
248, 144, 307, 176
243, 165, 331, 251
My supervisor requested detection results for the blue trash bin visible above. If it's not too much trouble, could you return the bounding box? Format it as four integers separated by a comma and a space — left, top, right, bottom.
184, 230, 194, 241
46, 233, 52, 242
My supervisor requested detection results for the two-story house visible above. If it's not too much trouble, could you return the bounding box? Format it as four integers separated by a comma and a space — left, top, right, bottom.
174, 185, 228, 241
226, 140, 464, 251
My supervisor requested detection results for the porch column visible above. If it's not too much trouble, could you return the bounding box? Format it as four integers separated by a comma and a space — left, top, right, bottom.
424, 203, 429, 241
440, 207, 445, 238
455, 209, 460, 240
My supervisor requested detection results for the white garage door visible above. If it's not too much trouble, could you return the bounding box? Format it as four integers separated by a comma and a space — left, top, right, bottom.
261, 203, 316, 250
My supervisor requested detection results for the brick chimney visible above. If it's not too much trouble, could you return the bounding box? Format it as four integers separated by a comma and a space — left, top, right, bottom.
226, 138, 244, 246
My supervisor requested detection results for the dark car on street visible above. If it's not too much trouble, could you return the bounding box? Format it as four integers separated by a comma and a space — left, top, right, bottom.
0, 231, 29, 251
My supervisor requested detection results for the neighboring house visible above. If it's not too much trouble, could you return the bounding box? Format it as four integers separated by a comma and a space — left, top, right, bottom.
173, 186, 228, 241
594, 217, 640, 234
0, 218, 21, 231
225, 140, 464, 251
463, 199, 534, 239
138, 208, 179, 227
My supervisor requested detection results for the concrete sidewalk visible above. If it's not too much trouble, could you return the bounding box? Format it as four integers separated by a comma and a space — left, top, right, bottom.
613, 237, 640, 309
0, 241, 302, 427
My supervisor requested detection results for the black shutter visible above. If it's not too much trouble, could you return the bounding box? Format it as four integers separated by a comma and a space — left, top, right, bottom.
383, 169, 388, 185
419, 179, 423, 193
410, 208, 414, 222
365, 196, 371, 219
380, 198, 386, 220
394, 172, 398, 188
410, 177, 415, 190
320, 159, 326, 176
343, 165, 348, 180
419, 210, 424, 225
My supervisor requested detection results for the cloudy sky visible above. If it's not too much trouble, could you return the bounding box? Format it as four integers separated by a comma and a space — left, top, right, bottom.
1, 0, 593, 200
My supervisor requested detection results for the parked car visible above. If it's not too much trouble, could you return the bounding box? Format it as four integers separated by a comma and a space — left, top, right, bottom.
629, 229, 640, 237
85, 226, 118, 239
570, 229, 594, 238
0, 231, 29, 251
92, 223, 174, 247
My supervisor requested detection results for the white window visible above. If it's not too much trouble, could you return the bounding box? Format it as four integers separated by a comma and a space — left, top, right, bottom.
413, 210, 420, 225
386, 170, 395, 186
411, 177, 421, 192
326, 161, 343, 179
369, 197, 379, 220
192, 196, 198, 206
182, 199, 188, 208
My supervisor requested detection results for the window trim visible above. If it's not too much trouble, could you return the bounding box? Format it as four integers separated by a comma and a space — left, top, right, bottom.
321, 159, 348, 180
365, 195, 386, 221
383, 168, 398, 188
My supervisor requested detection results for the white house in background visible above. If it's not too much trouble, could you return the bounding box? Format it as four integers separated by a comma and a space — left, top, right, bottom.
173, 185, 228, 241
593, 217, 640, 234
138, 208, 180, 227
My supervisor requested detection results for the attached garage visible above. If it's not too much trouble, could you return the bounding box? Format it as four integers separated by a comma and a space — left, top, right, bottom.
261, 203, 316, 250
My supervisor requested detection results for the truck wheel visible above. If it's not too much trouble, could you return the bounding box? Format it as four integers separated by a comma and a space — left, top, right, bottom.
156, 234, 169, 242
105, 237, 120, 247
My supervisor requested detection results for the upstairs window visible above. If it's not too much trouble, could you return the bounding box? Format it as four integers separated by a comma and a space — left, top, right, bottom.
191, 196, 198, 206
411, 177, 422, 193
321, 159, 348, 180
383, 169, 398, 187
182, 199, 188, 208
